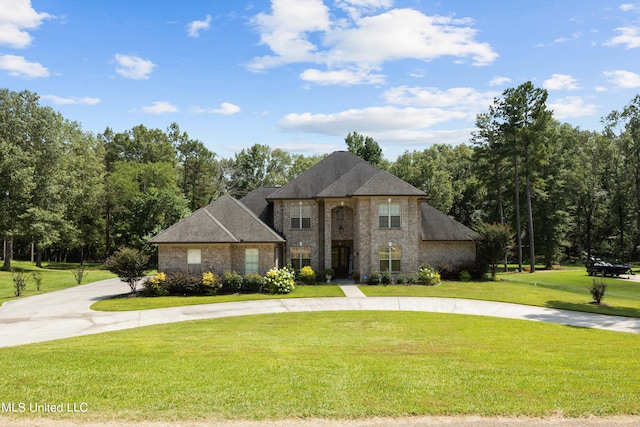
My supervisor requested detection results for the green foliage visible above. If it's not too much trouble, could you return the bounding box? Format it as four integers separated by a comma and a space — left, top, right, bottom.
202, 271, 221, 295
380, 270, 393, 285
262, 267, 295, 294
418, 263, 441, 286
221, 270, 243, 294
459, 270, 472, 282
12, 271, 27, 297
367, 271, 381, 286
104, 247, 149, 293
298, 265, 316, 285
71, 265, 89, 285
242, 273, 264, 293
589, 277, 607, 304
345, 131, 383, 167
395, 273, 406, 284
143, 272, 169, 297
477, 222, 514, 281
31, 271, 43, 290
163, 272, 205, 295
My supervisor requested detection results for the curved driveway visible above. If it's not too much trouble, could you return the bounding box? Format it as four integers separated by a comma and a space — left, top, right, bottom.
1, 278, 640, 348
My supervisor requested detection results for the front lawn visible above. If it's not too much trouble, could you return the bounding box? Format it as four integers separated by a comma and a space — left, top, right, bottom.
0, 311, 638, 422
0, 261, 116, 307
91, 284, 345, 311
360, 268, 640, 317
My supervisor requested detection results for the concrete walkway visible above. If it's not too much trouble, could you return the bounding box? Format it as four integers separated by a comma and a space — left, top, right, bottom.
1, 278, 640, 348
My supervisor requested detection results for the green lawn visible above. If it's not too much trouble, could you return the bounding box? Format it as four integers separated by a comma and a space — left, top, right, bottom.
0, 311, 638, 422
91, 284, 345, 311
361, 268, 640, 317
0, 260, 116, 307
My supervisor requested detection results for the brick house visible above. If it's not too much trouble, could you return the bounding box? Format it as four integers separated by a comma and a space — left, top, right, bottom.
149, 151, 478, 277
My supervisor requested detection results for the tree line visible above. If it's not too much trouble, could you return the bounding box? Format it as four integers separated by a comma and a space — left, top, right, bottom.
1, 85, 639, 270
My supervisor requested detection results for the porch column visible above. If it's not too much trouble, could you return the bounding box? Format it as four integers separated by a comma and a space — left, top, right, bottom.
324, 201, 333, 272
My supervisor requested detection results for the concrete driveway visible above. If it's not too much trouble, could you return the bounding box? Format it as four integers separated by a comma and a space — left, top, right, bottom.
1, 278, 640, 348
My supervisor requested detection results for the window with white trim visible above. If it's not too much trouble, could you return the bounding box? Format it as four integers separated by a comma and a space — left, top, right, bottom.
290, 246, 311, 270
378, 201, 400, 228
290, 203, 311, 229
187, 248, 201, 265
379, 246, 401, 273
245, 248, 259, 274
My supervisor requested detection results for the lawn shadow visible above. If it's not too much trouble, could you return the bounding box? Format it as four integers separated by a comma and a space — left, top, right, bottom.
545, 300, 640, 318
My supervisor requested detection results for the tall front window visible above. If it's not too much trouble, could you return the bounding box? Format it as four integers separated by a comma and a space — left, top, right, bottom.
245, 248, 259, 274
290, 203, 311, 229
379, 246, 401, 272
291, 246, 311, 270
379, 201, 400, 228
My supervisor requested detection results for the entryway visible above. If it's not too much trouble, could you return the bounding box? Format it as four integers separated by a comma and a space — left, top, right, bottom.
331, 241, 352, 278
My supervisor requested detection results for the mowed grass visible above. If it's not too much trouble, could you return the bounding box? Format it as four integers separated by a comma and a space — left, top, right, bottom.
361, 268, 640, 317
92, 284, 345, 311
0, 311, 639, 422
0, 260, 116, 307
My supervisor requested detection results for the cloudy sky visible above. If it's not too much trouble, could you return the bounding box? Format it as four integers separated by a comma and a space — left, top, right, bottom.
2, 0, 640, 159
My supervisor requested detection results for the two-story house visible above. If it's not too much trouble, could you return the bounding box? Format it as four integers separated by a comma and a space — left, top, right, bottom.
149, 151, 478, 278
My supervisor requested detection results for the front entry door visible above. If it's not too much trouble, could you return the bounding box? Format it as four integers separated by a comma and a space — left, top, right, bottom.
331, 245, 351, 278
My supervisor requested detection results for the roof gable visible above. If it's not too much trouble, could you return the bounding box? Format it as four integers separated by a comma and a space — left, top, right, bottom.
267, 151, 366, 199
420, 202, 480, 241
268, 151, 426, 199
149, 194, 284, 244
354, 170, 427, 197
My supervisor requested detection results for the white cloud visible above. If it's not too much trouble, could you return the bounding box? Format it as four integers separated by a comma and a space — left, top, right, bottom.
249, 1, 498, 84
335, 0, 393, 19
279, 106, 468, 136
41, 95, 100, 105
620, 4, 637, 12
603, 70, 640, 88
187, 15, 212, 38
489, 76, 511, 86
300, 67, 385, 85
547, 96, 598, 119
594, 86, 608, 92
141, 101, 178, 114
192, 102, 241, 115
543, 74, 580, 90
114, 54, 156, 79
382, 86, 498, 111
605, 26, 640, 49
0, 54, 48, 78
0, 0, 52, 48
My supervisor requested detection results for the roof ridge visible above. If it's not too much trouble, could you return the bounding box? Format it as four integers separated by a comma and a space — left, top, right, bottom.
203, 199, 238, 242
224, 195, 285, 242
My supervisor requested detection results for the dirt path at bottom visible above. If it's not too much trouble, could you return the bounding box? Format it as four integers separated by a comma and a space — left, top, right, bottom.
2, 416, 640, 427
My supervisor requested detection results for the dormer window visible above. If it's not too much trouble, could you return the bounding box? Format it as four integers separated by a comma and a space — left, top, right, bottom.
378, 200, 400, 228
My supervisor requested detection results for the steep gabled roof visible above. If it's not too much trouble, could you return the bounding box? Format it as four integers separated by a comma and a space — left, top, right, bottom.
420, 202, 480, 241
240, 186, 279, 225
148, 194, 284, 244
268, 151, 427, 199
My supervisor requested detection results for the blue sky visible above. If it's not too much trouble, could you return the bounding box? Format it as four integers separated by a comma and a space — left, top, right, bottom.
2, 1, 640, 160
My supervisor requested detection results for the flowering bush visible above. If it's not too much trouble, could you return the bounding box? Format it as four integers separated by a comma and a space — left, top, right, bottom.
262, 266, 295, 294
143, 272, 169, 296
298, 265, 316, 285
418, 263, 441, 286
202, 271, 221, 295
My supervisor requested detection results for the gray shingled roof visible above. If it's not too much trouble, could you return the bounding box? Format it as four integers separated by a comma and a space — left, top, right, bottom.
420, 202, 480, 241
267, 151, 426, 199
148, 194, 284, 244
240, 186, 279, 226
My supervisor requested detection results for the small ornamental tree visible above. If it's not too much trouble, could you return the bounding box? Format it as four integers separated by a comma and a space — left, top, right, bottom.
104, 247, 149, 293
477, 222, 514, 281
